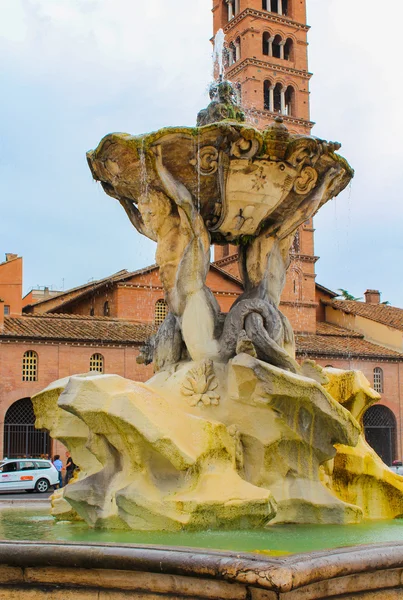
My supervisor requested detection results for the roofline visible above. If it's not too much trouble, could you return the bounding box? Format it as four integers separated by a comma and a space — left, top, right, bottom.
0, 255, 21, 268
295, 348, 403, 361
209, 264, 243, 287
316, 283, 338, 298
22, 269, 130, 311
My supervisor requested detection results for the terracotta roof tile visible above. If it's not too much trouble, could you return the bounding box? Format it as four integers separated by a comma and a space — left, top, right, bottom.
296, 331, 403, 359
315, 322, 362, 337
324, 300, 403, 331
1, 314, 156, 344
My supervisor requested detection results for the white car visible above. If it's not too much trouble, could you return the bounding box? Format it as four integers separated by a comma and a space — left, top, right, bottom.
0, 459, 59, 493
390, 461, 403, 476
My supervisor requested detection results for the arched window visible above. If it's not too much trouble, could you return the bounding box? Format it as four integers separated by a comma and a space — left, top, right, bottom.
90, 307, 94, 316
90, 353, 104, 373
262, 0, 288, 15
235, 37, 241, 61
373, 367, 384, 393
226, 0, 239, 20
235, 81, 242, 104
263, 80, 272, 110
273, 82, 282, 113
155, 299, 168, 326
364, 405, 396, 465
103, 301, 110, 317
290, 268, 302, 301
284, 38, 293, 61
228, 42, 236, 66
325, 365, 334, 368
22, 351, 38, 382
4, 398, 50, 459
262, 32, 271, 56
272, 35, 282, 59
285, 85, 294, 116
291, 229, 300, 253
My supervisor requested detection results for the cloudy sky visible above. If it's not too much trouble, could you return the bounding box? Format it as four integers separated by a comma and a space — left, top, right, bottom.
1, 0, 402, 305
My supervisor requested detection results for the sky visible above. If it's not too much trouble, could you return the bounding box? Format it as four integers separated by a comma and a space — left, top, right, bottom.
1, 0, 402, 305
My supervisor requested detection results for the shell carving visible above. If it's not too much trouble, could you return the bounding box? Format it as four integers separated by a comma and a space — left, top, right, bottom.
294, 166, 318, 195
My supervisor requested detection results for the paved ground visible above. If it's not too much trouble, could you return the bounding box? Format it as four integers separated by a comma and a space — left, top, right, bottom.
0, 492, 52, 502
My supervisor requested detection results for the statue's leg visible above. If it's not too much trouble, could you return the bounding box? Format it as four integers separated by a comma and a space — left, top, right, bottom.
153, 312, 183, 372
244, 312, 299, 373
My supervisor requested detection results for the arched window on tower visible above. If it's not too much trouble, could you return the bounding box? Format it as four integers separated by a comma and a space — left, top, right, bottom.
22, 351, 38, 382
272, 35, 282, 59
273, 83, 282, 113
290, 268, 303, 301
285, 85, 295, 116
235, 81, 242, 104
373, 367, 384, 393
228, 41, 236, 66
226, 0, 239, 20
263, 80, 272, 111
103, 301, 110, 317
262, 0, 288, 15
284, 38, 293, 61
235, 37, 241, 61
262, 32, 271, 56
291, 229, 300, 253
154, 299, 168, 326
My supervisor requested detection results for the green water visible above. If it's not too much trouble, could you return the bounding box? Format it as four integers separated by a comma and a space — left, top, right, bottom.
1, 507, 403, 555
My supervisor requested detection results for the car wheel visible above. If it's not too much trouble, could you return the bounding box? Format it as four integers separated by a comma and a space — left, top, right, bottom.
35, 478, 49, 493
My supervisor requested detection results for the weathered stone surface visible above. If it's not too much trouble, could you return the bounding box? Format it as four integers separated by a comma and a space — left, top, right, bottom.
1, 541, 403, 599
87, 81, 353, 373
32, 374, 102, 520
52, 373, 276, 530
319, 367, 403, 520
36, 356, 403, 529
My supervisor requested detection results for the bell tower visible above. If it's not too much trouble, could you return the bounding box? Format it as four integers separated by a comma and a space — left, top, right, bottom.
212, 0, 313, 133
212, 0, 318, 334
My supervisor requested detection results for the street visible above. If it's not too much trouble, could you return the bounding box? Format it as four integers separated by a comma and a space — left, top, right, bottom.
0, 492, 51, 502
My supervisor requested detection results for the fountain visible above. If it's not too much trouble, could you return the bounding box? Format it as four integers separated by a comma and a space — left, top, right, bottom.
30, 80, 403, 534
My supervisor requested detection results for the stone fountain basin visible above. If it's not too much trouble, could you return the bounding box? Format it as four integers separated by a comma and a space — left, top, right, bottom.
87, 122, 353, 243
1, 538, 403, 599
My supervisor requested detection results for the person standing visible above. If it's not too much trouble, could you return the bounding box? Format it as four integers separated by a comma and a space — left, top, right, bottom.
53, 455, 63, 488
65, 452, 76, 485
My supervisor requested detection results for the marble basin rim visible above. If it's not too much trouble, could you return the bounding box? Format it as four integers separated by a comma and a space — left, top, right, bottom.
86, 120, 353, 244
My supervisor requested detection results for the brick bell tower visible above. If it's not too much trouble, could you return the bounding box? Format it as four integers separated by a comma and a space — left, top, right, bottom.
212, 0, 318, 334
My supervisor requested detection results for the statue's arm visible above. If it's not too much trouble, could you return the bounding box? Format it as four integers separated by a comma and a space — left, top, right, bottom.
152, 145, 198, 229
119, 197, 157, 242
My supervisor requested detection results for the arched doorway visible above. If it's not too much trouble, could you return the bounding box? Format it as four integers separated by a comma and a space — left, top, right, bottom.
363, 405, 397, 466
3, 398, 51, 459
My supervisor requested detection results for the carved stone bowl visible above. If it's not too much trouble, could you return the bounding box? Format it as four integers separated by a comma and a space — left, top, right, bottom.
87, 119, 353, 244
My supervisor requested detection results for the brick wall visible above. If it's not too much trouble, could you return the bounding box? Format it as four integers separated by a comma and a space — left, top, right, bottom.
0, 340, 152, 460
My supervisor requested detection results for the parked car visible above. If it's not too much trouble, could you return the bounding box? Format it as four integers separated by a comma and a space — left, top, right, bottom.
389, 460, 403, 476
0, 459, 59, 493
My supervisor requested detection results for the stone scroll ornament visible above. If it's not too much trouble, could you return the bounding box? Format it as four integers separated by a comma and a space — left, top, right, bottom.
31, 80, 403, 532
